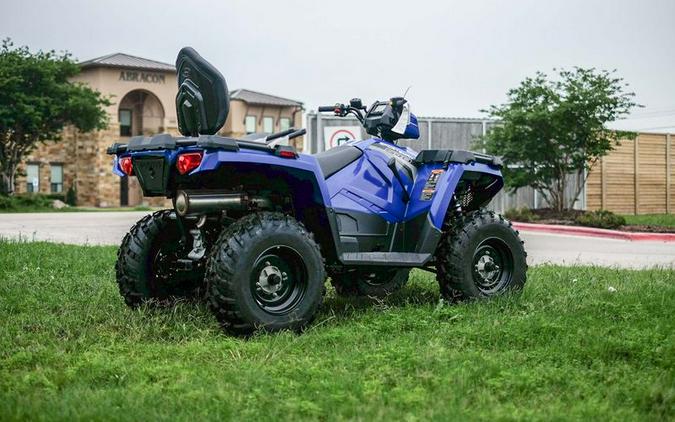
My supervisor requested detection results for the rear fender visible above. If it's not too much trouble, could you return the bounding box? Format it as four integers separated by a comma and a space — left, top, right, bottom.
196, 150, 343, 262
197, 150, 332, 205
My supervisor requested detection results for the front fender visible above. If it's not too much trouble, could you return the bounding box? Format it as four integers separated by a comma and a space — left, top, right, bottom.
428, 162, 503, 229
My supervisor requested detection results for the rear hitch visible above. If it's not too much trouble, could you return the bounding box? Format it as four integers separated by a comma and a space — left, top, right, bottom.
187, 215, 207, 260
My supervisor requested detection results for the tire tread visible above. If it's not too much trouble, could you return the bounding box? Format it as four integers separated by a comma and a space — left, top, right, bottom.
206, 212, 326, 335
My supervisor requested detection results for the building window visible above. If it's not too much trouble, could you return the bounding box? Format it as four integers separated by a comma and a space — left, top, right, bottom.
50, 164, 63, 193
280, 117, 291, 132
119, 109, 132, 137
263, 117, 274, 134
26, 164, 39, 193
245, 116, 257, 134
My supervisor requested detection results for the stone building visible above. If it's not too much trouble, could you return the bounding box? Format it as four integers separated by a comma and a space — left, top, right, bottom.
16, 53, 304, 207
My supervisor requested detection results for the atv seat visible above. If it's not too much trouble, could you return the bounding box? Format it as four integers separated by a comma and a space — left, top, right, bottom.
314, 145, 363, 179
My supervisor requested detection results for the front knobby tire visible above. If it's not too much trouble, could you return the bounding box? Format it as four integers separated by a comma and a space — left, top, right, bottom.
330, 268, 410, 298
436, 210, 527, 301
115, 210, 206, 307
206, 212, 326, 336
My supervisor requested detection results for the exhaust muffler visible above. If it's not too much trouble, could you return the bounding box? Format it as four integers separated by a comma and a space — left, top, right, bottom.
174, 190, 271, 216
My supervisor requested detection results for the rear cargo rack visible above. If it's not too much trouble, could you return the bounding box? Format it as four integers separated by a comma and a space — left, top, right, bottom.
106, 133, 297, 156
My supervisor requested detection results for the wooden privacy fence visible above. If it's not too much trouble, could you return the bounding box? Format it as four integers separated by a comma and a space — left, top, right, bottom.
587, 133, 673, 215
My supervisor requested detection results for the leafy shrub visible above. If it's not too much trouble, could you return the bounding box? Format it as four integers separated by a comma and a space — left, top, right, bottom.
0, 194, 13, 209
575, 210, 626, 229
14, 194, 52, 208
504, 207, 536, 222
65, 185, 77, 206
0, 194, 56, 211
46, 193, 66, 202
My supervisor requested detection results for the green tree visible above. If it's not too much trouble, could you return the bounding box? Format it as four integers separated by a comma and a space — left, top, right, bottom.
0, 39, 110, 195
482, 68, 638, 212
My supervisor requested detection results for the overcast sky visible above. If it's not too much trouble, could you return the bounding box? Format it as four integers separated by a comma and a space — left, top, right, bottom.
2, 0, 675, 130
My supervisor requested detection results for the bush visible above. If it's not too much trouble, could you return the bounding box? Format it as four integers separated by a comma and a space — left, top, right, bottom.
0, 194, 12, 209
504, 207, 536, 222
575, 210, 626, 229
46, 193, 66, 202
0, 193, 57, 211
14, 194, 52, 208
65, 185, 77, 206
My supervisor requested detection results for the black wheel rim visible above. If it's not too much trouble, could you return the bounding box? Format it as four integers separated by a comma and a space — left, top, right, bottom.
471, 237, 514, 294
250, 246, 307, 315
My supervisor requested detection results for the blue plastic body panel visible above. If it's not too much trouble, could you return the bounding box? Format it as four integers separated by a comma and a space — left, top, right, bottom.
403, 113, 420, 139
112, 136, 503, 263
321, 138, 501, 230
114, 137, 502, 230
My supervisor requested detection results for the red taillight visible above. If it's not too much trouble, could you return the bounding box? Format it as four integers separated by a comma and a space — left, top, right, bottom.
176, 152, 203, 175
119, 156, 133, 175
279, 150, 297, 159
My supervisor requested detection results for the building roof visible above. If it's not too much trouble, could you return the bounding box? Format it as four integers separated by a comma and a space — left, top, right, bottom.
230, 89, 303, 107
79, 52, 175, 72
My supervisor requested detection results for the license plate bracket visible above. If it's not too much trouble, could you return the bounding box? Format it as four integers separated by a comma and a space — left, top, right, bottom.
133, 156, 169, 196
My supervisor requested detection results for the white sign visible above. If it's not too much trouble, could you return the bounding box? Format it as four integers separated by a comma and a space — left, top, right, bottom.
323, 126, 361, 150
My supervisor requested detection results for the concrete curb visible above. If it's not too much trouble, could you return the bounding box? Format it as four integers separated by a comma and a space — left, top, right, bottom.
512, 222, 675, 242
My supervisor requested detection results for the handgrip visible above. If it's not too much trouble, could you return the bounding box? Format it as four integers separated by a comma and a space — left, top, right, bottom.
266, 128, 296, 142
318, 106, 336, 112
288, 128, 307, 139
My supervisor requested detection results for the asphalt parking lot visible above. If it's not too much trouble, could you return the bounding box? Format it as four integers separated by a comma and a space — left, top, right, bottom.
1, 212, 673, 269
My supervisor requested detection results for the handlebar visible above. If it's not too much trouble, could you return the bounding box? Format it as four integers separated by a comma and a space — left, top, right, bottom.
266, 128, 296, 141
288, 128, 306, 139
318, 103, 365, 123
265, 128, 306, 145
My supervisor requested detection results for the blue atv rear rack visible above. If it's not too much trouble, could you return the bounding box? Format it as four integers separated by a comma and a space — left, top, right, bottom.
107, 132, 301, 158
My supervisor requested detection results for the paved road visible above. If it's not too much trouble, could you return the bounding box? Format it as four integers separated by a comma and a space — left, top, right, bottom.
0, 212, 151, 246
1, 212, 673, 269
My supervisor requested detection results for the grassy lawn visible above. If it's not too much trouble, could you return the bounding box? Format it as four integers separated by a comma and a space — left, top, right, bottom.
1, 241, 673, 421
624, 214, 675, 228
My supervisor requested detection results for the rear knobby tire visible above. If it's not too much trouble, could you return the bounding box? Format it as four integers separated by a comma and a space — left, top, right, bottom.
436, 210, 527, 301
206, 212, 326, 335
115, 210, 205, 307
330, 268, 410, 298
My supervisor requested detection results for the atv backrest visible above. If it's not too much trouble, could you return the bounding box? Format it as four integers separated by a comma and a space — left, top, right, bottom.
175, 47, 230, 137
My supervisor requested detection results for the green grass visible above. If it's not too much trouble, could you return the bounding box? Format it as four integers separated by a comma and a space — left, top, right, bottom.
624, 214, 675, 228
1, 241, 673, 421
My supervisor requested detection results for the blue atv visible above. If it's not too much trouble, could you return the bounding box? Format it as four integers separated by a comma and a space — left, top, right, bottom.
108, 47, 527, 335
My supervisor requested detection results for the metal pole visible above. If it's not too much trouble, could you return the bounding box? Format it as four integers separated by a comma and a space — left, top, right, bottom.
317, 112, 323, 153
305, 113, 312, 154
481, 120, 487, 153
501, 186, 506, 214
582, 168, 587, 210
427, 119, 432, 150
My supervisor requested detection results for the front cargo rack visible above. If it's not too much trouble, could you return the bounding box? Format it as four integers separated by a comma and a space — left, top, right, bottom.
413, 149, 503, 168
